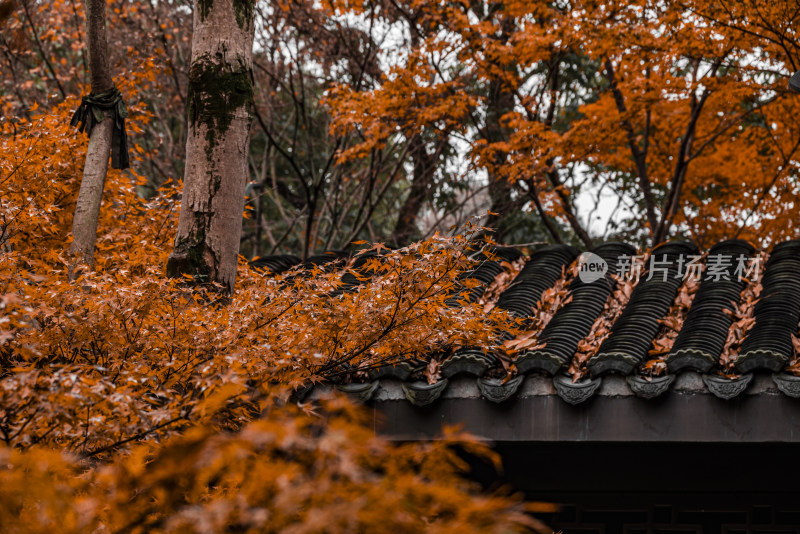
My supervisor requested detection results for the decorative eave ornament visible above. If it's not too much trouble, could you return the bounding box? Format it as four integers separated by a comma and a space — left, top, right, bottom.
790, 70, 800, 93
70, 87, 130, 169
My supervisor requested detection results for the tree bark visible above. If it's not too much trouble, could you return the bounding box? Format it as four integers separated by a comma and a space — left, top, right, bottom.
482, 15, 522, 242
69, 0, 114, 278
484, 75, 519, 242
166, 0, 255, 293
391, 134, 439, 246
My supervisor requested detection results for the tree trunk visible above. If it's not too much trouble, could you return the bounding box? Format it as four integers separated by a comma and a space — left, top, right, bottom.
68, 0, 113, 278
166, 0, 255, 293
482, 16, 521, 242
392, 134, 438, 246
484, 75, 518, 242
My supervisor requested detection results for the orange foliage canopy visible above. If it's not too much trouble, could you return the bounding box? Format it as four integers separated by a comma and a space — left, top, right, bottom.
0, 4, 542, 528
5, 0, 799, 529
0, 100, 539, 532
326, 0, 800, 247
0, 397, 540, 533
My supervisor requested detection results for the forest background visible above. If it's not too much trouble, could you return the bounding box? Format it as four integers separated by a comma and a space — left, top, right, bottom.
0, 0, 799, 532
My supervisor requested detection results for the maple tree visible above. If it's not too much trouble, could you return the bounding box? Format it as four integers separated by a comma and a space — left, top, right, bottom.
0, 2, 550, 530
325, 0, 800, 248
10, 0, 788, 256
0, 99, 540, 528
2, 0, 800, 530
0, 397, 543, 533
242, 0, 457, 257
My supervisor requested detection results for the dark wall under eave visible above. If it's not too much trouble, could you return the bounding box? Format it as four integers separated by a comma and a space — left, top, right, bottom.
468, 442, 800, 534
368, 375, 800, 532
474, 442, 800, 494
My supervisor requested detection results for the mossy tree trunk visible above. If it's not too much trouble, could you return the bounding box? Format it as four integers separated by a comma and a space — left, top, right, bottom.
69, 0, 114, 278
166, 0, 255, 293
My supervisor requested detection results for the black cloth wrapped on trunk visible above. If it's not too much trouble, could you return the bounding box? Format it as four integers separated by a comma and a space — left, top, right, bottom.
70, 87, 130, 170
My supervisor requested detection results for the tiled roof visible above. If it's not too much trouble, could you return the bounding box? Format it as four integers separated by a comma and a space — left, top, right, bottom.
255, 239, 800, 406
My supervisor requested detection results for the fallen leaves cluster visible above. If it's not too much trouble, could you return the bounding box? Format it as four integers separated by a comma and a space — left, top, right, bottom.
480, 256, 526, 312
503, 261, 579, 355
640, 275, 701, 377
788, 333, 800, 376
719, 252, 767, 374
568, 274, 635, 381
